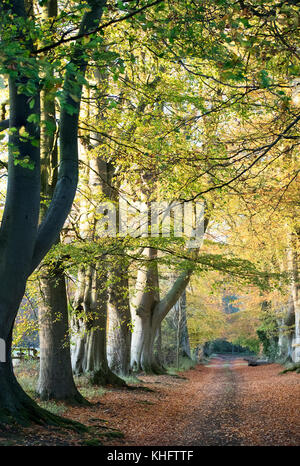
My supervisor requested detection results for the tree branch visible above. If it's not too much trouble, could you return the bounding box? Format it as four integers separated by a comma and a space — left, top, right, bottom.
181, 114, 300, 202
34, 0, 164, 55
154, 216, 210, 322
30, 0, 108, 273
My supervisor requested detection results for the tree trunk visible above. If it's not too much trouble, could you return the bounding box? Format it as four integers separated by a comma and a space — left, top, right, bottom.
0, 328, 84, 429
37, 267, 86, 403
289, 231, 300, 362
176, 310, 180, 370
131, 214, 209, 373
166, 288, 191, 367
278, 298, 295, 362
71, 266, 125, 386
107, 263, 131, 376
130, 248, 164, 373
70, 65, 126, 384
154, 324, 164, 368
0, 0, 106, 427
36, 0, 83, 403
178, 290, 191, 359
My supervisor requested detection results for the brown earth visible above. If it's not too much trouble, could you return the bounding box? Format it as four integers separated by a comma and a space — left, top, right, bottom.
0, 356, 299, 446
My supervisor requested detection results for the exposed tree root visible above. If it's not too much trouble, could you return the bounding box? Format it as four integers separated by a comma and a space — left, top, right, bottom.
168, 374, 188, 380
142, 365, 167, 376
89, 368, 127, 387
126, 385, 155, 392
37, 390, 90, 406
279, 363, 300, 374
0, 394, 87, 432
0, 365, 87, 432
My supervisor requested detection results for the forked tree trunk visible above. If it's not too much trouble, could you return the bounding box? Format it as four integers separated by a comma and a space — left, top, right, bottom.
130, 248, 163, 374
130, 215, 209, 374
0, 0, 106, 427
130, 252, 195, 373
71, 266, 125, 386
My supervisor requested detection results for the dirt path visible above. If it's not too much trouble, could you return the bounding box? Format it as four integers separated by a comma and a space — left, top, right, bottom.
98, 356, 299, 446
1, 356, 299, 446
177, 356, 243, 445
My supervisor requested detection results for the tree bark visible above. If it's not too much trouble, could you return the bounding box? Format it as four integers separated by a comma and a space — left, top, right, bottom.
36, 0, 84, 403
289, 231, 300, 362
278, 298, 295, 362
130, 248, 165, 373
71, 266, 125, 386
130, 256, 194, 373
179, 290, 191, 359
71, 66, 127, 385
107, 262, 131, 376
130, 216, 209, 374
37, 267, 86, 402
170, 289, 191, 368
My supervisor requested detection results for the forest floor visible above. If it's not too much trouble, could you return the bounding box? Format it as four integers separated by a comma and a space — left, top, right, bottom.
0, 355, 299, 446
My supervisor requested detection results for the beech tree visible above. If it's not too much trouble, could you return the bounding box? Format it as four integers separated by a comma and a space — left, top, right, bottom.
35, 0, 85, 404
0, 0, 107, 426
69, 69, 126, 385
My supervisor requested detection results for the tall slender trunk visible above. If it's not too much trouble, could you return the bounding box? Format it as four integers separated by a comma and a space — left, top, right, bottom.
278, 298, 295, 362
167, 288, 191, 367
36, 0, 84, 403
177, 290, 191, 359
176, 306, 181, 370
107, 262, 131, 376
289, 231, 300, 362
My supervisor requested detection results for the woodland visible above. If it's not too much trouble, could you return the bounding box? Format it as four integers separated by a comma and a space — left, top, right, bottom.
0, 0, 299, 446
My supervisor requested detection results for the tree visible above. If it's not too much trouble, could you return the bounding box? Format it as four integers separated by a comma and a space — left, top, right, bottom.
164, 289, 191, 369
0, 0, 107, 426
36, 0, 85, 404
70, 70, 125, 386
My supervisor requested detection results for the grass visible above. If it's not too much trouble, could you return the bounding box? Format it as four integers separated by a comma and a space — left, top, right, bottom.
14, 360, 69, 415
39, 401, 68, 416
121, 375, 144, 385
74, 374, 107, 399
14, 359, 39, 396
100, 430, 124, 439
14, 359, 106, 415
167, 356, 196, 375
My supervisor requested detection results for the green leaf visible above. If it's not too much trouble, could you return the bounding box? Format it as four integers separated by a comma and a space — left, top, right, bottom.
259, 70, 271, 88
27, 113, 40, 124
